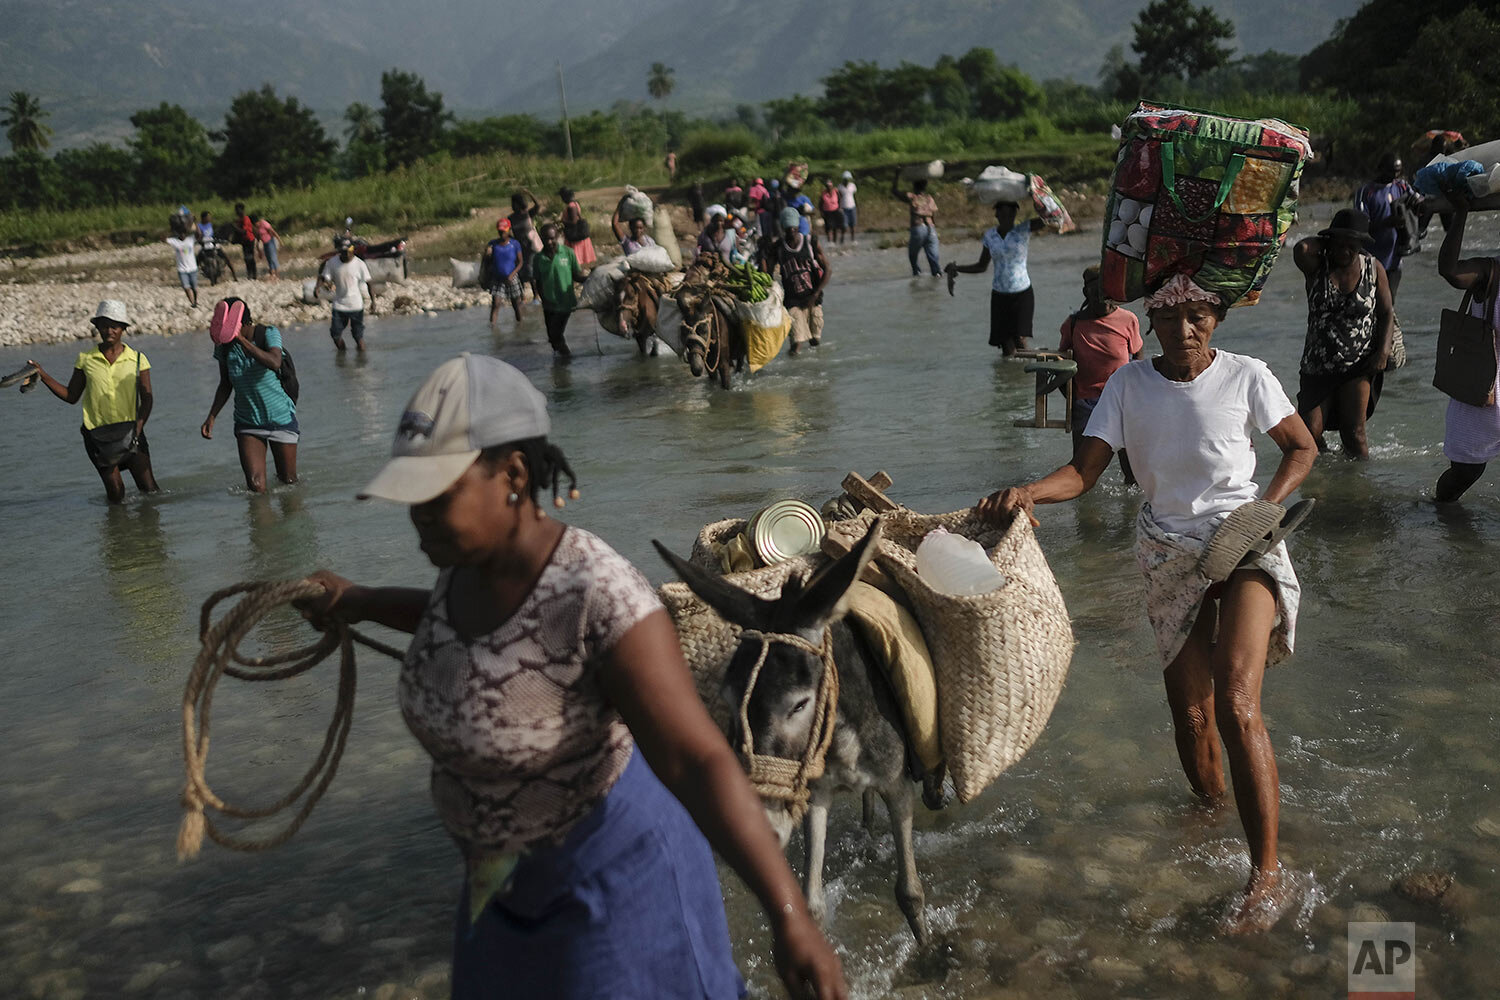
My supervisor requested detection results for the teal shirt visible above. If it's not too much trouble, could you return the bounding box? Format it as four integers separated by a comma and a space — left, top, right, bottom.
214, 326, 296, 428
533, 246, 584, 312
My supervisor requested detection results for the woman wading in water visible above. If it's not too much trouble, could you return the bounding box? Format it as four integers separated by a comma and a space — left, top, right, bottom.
297, 355, 847, 1000
1292, 209, 1395, 459
27, 300, 160, 503
976, 273, 1317, 931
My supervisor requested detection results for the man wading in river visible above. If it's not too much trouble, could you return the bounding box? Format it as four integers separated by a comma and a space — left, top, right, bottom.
767, 206, 831, 355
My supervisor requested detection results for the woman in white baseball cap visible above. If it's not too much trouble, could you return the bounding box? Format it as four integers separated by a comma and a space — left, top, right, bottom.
298, 354, 847, 1000
26, 300, 161, 503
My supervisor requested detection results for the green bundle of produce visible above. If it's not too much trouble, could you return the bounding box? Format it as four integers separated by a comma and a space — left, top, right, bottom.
722, 261, 773, 303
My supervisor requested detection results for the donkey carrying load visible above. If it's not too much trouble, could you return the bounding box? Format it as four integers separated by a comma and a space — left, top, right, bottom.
657, 490, 1075, 943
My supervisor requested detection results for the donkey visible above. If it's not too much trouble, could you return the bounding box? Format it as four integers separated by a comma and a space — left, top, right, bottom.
655, 524, 932, 943
615, 272, 662, 356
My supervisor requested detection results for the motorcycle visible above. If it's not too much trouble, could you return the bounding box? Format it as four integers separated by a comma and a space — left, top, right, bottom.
196, 236, 236, 285
317, 235, 409, 279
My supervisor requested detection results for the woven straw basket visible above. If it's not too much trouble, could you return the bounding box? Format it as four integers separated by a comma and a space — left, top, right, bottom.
835, 508, 1075, 803
660, 509, 1075, 803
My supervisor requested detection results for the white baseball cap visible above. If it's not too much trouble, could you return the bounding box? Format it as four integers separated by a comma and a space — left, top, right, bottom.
92, 300, 131, 327
359, 354, 551, 504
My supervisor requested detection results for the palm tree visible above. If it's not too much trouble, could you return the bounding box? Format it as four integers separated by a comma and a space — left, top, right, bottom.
2, 91, 52, 152
646, 63, 675, 101
343, 101, 381, 144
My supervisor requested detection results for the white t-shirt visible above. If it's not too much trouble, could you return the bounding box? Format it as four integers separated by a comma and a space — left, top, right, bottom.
165, 236, 197, 273
320, 256, 372, 312
838, 181, 857, 209
1085, 351, 1295, 537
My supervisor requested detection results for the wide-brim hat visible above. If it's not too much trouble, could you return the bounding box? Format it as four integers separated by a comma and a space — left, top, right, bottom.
1318, 208, 1375, 247
92, 299, 130, 328
360, 354, 551, 505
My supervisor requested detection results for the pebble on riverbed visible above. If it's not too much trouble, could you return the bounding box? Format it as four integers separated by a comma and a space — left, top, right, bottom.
0, 275, 490, 349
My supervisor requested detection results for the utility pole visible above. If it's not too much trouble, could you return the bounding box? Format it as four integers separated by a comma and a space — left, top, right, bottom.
557, 61, 573, 162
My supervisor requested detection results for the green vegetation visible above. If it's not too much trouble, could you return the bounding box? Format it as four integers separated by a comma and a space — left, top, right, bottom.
0, 150, 665, 249
3, 0, 1491, 251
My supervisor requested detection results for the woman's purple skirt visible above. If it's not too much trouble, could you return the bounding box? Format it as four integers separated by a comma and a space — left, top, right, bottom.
451, 749, 746, 999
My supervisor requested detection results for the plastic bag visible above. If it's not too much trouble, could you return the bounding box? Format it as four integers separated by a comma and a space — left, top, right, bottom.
970, 166, 1029, 205
299, 277, 332, 304
624, 244, 675, 274
579, 258, 630, 311
1414, 160, 1485, 198
901, 160, 945, 181
364, 257, 407, 285
619, 186, 654, 226
656, 296, 685, 356
450, 258, 481, 288
652, 210, 681, 267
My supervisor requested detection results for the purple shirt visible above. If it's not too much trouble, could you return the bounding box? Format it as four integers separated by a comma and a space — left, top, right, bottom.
1355, 180, 1415, 272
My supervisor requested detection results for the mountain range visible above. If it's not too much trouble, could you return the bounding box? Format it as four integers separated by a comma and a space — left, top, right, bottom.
0, 0, 1362, 149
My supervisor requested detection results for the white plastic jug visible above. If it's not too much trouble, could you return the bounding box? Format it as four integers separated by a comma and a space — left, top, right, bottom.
915, 528, 1005, 596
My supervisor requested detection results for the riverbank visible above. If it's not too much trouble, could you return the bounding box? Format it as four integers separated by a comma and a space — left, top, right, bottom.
0, 175, 1353, 349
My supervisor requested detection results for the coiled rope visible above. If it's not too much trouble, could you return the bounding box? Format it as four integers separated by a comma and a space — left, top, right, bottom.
735, 628, 839, 825
177, 579, 406, 861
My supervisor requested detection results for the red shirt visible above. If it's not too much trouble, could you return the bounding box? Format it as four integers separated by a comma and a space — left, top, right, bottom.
1059, 307, 1143, 400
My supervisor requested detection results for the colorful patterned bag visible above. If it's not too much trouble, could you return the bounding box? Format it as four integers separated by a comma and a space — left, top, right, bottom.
1101, 103, 1311, 308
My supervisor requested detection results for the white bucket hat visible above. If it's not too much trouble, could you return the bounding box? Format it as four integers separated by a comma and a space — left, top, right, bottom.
92, 300, 131, 327
359, 354, 550, 504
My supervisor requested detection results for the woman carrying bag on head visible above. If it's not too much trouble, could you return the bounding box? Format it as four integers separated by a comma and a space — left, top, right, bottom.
200, 296, 299, 493
1433, 188, 1500, 502
26, 300, 161, 504
294, 355, 849, 1000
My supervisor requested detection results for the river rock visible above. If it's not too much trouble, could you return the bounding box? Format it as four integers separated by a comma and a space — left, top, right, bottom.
25, 969, 86, 1000
372, 985, 421, 1000
414, 963, 450, 998
123, 961, 177, 993
1087, 955, 1145, 984
206, 934, 255, 964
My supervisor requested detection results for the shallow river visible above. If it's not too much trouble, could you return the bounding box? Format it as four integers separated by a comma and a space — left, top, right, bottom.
2, 211, 1499, 1000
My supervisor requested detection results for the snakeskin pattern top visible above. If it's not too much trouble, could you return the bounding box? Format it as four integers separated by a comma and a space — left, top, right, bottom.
399, 528, 662, 856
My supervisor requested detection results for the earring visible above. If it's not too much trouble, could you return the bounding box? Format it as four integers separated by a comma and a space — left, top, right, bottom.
507, 492, 519, 505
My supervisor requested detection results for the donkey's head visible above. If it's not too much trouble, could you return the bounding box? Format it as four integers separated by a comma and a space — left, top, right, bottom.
655, 523, 881, 842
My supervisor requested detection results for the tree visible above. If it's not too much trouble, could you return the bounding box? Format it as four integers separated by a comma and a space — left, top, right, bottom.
342, 101, 386, 177
764, 95, 823, 140
1300, 0, 1471, 95
929, 56, 970, 119
379, 69, 451, 168
217, 86, 336, 194
2, 91, 52, 152
820, 61, 887, 129
55, 143, 136, 206
1127, 0, 1235, 94
0, 150, 60, 210
973, 65, 1044, 121
128, 103, 214, 203
647, 63, 675, 101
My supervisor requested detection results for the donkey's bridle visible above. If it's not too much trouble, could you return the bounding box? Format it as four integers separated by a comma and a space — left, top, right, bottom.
734, 628, 840, 825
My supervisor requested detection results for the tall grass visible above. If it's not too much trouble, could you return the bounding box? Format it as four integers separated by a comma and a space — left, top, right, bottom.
0, 150, 667, 250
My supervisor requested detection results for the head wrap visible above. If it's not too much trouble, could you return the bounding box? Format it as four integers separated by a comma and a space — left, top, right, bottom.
1143, 272, 1222, 311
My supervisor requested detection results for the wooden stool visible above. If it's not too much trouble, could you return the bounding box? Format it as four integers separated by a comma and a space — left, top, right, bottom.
1012, 355, 1077, 431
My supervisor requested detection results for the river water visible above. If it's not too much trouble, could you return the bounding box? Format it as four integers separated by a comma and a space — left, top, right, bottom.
2, 212, 1498, 1000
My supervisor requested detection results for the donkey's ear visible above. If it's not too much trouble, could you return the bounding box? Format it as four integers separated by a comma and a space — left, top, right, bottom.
653, 540, 775, 631
793, 521, 883, 628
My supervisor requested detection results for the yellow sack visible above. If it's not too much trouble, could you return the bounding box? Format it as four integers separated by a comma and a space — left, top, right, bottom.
745, 315, 792, 373
843, 581, 943, 771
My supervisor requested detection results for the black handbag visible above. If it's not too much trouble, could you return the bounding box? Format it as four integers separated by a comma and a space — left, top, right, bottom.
1434, 279, 1499, 407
